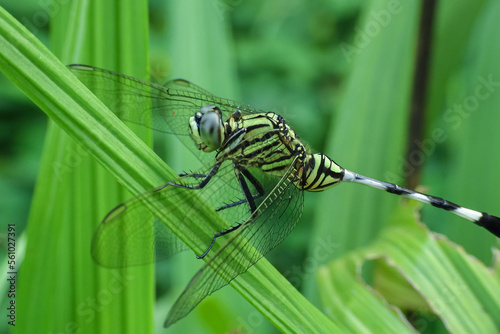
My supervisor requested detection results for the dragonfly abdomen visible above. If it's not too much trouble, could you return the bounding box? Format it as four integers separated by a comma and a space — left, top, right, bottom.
297, 153, 344, 192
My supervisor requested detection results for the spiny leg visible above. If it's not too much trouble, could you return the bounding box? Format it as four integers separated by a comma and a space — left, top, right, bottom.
215, 166, 265, 212
196, 223, 242, 259
342, 169, 500, 238
161, 162, 222, 191
178, 172, 209, 178
198, 166, 264, 259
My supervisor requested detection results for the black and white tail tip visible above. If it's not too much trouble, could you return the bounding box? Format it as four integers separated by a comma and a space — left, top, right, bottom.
342, 170, 500, 238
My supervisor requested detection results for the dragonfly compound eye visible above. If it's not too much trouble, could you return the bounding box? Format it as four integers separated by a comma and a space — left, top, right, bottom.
189, 105, 225, 152
199, 108, 225, 152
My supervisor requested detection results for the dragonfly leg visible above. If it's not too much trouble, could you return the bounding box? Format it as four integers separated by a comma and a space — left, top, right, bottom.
215, 166, 265, 212
196, 223, 242, 259
240, 167, 265, 209
177, 172, 208, 178
199, 166, 264, 258
167, 162, 222, 190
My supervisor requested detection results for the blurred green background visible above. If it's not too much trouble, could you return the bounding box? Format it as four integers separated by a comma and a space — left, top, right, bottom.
1, 0, 500, 333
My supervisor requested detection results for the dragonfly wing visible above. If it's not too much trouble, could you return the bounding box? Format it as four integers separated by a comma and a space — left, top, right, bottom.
165, 78, 263, 116
69, 64, 262, 162
91, 186, 189, 268
164, 161, 304, 327
69, 64, 209, 165
69, 65, 262, 127
69, 64, 192, 134
166, 78, 218, 96
91, 158, 265, 268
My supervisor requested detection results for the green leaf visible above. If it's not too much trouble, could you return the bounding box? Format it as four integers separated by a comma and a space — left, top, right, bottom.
318, 202, 500, 333
2, 1, 155, 333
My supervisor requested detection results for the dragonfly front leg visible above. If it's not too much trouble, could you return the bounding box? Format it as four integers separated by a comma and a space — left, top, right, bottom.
161, 162, 222, 191
177, 172, 209, 178
198, 166, 265, 259
215, 166, 265, 213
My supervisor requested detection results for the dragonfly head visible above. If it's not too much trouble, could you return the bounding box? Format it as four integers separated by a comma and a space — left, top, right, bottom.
189, 105, 225, 152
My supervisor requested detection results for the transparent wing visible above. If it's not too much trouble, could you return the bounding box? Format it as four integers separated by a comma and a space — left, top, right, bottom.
91, 193, 188, 268
91, 158, 267, 268
69, 64, 264, 162
164, 159, 304, 327
69, 64, 262, 130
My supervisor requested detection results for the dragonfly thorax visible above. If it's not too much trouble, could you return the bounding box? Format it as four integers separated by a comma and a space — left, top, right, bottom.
189, 105, 226, 152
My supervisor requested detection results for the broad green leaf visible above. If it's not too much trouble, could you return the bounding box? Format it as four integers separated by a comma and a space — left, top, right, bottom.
319, 201, 500, 333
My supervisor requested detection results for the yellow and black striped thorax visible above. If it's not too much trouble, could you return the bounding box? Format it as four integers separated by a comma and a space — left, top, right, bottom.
220, 112, 299, 173
219, 112, 345, 192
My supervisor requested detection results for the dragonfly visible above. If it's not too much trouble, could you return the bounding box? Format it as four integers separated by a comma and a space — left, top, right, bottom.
69, 64, 500, 328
